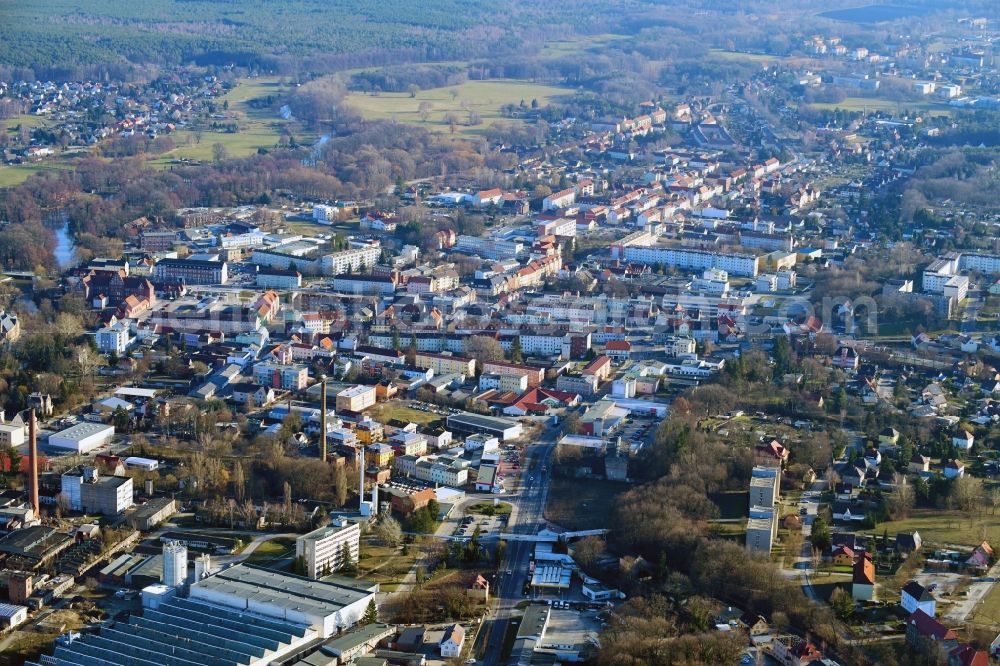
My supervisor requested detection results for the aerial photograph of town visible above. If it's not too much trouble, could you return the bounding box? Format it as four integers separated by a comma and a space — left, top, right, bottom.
2, 0, 1000, 664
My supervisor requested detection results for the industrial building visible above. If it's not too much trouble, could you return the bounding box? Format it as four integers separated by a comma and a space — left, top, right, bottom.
127, 497, 177, 531
295, 519, 361, 579
48, 422, 115, 453
446, 413, 523, 441
189, 564, 376, 638
60, 466, 134, 515
29, 592, 318, 666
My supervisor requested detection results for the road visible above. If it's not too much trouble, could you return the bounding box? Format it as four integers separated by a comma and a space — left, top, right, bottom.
477, 438, 556, 666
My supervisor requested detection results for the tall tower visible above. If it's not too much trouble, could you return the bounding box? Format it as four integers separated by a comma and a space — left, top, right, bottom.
27, 409, 38, 517
319, 375, 328, 462
358, 447, 365, 513
162, 540, 188, 587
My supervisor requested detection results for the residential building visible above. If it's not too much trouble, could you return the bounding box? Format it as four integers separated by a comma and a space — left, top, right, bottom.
413, 351, 476, 378
440, 624, 465, 658
96, 322, 132, 355
256, 268, 302, 289
296, 519, 362, 578
852, 553, 876, 600
153, 258, 228, 285
480, 360, 544, 387
253, 363, 309, 391
901, 580, 936, 617
0, 311, 20, 344
336, 385, 377, 413
321, 246, 382, 275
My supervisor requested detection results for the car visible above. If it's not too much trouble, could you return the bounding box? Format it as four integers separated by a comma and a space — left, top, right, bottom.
506, 569, 512, 575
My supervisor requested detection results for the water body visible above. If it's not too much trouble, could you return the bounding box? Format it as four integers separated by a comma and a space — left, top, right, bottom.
819, 4, 932, 24
53, 220, 78, 269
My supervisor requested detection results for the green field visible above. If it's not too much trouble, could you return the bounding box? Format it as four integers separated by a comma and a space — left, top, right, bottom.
343, 79, 573, 136
708, 48, 783, 64
0, 160, 74, 188
807, 97, 952, 117
538, 34, 627, 59
151, 77, 312, 166
876, 509, 1000, 548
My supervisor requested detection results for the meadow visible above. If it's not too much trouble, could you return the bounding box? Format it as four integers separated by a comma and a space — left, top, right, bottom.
343, 79, 573, 136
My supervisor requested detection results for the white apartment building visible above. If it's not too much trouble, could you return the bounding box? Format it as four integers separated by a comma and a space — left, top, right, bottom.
623, 245, 759, 276
295, 519, 361, 578
320, 246, 381, 276
253, 363, 309, 391
96, 323, 132, 355
454, 235, 523, 260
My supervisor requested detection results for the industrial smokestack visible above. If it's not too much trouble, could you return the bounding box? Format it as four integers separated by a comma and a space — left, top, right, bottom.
359, 447, 365, 513
319, 375, 327, 463
27, 409, 38, 517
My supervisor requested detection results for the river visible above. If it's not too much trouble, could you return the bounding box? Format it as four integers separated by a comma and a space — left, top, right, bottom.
53, 220, 77, 269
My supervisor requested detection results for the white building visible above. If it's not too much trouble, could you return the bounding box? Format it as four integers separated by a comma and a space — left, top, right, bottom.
49, 422, 115, 453
189, 564, 376, 638
623, 244, 759, 276
313, 205, 339, 223
296, 519, 362, 578
96, 323, 132, 355
163, 540, 188, 587
320, 246, 381, 276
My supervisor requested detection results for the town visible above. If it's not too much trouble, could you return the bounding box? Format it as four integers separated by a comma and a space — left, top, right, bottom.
1, 2, 1000, 666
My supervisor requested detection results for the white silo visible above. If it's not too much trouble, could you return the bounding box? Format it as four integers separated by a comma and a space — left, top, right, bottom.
193, 553, 212, 581
162, 540, 188, 587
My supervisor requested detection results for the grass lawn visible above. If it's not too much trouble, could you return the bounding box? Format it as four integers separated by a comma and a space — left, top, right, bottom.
544, 477, 623, 532
370, 402, 444, 426
244, 537, 295, 564
876, 509, 1000, 548
470, 501, 512, 516
358, 541, 418, 591
810, 576, 852, 602
968, 579, 1000, 628
343, 79, 573, 137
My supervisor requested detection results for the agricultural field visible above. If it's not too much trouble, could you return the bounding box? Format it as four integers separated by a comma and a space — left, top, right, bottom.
343, 79, 573, 136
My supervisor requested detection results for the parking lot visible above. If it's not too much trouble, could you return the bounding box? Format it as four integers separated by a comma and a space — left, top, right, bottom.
616, 417, 656, 454
452, 513, 506, 541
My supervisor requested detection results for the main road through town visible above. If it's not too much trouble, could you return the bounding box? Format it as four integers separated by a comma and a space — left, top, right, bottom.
477, 435, 557, 666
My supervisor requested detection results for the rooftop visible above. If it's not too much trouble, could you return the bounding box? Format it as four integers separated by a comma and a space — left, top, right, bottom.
192, 564, 372, 618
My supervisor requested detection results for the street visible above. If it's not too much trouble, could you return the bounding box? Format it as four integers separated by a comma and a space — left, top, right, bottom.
476, 438, 556, 666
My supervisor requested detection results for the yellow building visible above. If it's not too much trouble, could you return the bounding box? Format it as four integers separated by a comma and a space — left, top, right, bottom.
367, 444, 394, 468
413, 352, 476, 378
356, 421, 384, 444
